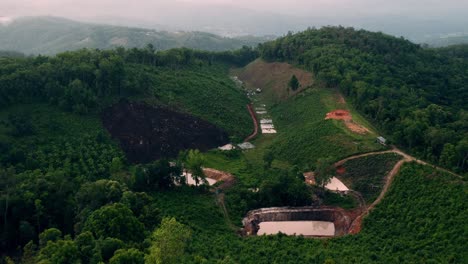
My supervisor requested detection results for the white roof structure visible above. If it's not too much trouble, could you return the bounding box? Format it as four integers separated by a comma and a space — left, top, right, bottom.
256, 111, 267, 115
261, 128, 277, 134
237, 142, 255, 150
260, 119, 273, 124
324, 177, 349, 192
261, 124, 275, 129
218, 144, 234, 151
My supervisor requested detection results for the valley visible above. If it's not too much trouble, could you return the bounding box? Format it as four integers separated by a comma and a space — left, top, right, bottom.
0, 27, 466, 264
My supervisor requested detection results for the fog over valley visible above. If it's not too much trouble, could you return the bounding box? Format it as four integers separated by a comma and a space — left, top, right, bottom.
1, 0, 468, 43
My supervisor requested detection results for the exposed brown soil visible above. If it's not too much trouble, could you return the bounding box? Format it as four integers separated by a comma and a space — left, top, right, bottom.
325, 110, 352, 121
235, 59, 314, 102
101, 100, 229, 163
203, 168, 236, 189
336, 166, 346, 175
325, 110, 370, 134
345, 121, 370, 134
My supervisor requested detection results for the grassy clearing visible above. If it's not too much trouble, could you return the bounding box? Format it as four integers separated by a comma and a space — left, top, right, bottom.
338, 153, 402, 203
322, 190, 358, 209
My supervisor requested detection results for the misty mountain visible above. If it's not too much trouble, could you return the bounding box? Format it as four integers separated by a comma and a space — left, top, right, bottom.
77, 4, 468, 45
0, 16, 272, 55
423, 34, 468, 47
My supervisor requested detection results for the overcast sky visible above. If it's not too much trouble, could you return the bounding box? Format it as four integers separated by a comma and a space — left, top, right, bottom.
2, 0, 468, 18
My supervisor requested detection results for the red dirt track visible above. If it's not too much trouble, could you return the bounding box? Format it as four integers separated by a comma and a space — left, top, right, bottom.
244, 104, 259, 142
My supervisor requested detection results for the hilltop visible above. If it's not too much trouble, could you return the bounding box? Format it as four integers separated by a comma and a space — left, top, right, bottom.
0, 16, 272, 55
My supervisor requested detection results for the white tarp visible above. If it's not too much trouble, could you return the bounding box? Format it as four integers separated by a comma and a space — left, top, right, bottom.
325, 177, 349, 192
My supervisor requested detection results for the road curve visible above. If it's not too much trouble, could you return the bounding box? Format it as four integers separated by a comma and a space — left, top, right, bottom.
244, 104, 259, 142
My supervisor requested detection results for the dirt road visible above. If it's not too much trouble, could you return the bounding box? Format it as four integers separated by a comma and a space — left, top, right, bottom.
342, 146, 462, 234
244, 104, 259, 142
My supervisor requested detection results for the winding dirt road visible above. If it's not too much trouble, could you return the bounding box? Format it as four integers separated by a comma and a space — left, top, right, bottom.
342, 147, 462, 234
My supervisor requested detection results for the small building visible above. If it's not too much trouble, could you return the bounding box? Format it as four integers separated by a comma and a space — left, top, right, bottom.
256, 88, 262, 93
377, 136, 387, 145
237, 142, 255, 150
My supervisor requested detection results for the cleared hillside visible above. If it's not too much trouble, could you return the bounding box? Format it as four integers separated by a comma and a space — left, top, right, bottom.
233, 59, 314, 103
259, 27, 468, 173
0, 16, 271, 55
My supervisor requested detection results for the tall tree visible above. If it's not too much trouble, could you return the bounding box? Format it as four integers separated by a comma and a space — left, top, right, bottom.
145, 217, 192, 264
184, 149, 206, 185
314, 157, 335, 188
289, 74, 300, 91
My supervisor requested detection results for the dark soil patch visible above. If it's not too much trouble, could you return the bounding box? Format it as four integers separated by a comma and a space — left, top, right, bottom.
101, 100, 229, 163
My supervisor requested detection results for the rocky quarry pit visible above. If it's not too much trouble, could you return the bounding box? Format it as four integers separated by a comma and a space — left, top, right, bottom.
101, 100, 229, 163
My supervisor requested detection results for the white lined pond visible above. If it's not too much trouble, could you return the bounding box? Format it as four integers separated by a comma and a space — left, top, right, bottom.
257, 221, 335, 236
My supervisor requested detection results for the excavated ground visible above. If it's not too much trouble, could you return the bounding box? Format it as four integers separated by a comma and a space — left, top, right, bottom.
242, 206, 362, 237
101, 100, 229, 163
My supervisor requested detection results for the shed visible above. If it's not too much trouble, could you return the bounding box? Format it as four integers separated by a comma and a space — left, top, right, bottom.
377, 136, 387, 145
237, 142, 255, 150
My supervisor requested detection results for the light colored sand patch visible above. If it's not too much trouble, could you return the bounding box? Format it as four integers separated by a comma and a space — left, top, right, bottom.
183, 172, 217, 186
238, 142, 255, 149
325, 110, 352, 121
325, 177, 349, 192
344, 121, 370, 134
258, 221, 335, 236
218, 144, 234, 150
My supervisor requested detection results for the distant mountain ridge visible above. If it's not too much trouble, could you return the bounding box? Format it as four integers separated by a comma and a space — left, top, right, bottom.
0, 16, 273, 55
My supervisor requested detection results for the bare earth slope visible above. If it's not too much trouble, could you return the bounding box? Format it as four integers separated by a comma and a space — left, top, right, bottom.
235, 59, 314, 103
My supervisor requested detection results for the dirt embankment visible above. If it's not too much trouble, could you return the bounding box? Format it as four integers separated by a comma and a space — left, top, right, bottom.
325, 109, 370, 134
242, 207, 362, 237
203, 168, 236, 189
101, 100, 229, 163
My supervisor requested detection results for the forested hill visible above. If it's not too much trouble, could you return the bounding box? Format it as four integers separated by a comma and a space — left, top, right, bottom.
0, 46, 257, 137
259, 27, 468, 173
0, 16, 271, 55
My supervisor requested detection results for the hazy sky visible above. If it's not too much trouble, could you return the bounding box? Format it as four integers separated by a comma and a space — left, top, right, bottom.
2, 0, 468, 18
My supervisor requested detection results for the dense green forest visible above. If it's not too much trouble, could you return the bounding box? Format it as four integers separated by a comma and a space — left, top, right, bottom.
0, 17, 271, 55
0, 46, 257, 137
0, 46, 256, 259
1, 27, 467, 263
259, 27, 468, 173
